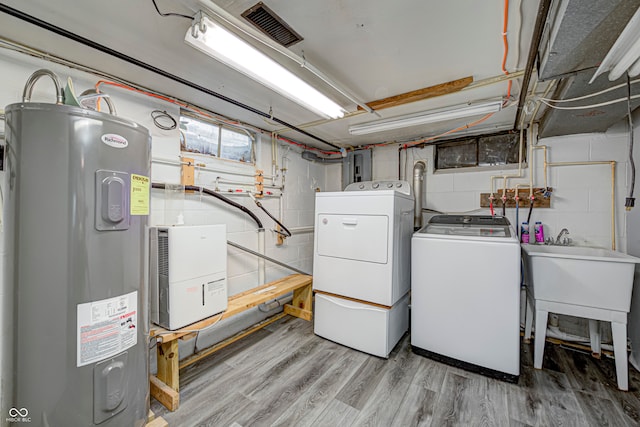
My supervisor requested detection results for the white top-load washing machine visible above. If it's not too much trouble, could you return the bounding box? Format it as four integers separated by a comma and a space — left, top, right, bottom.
411, 215, 521, 381
313, 180, 414, 357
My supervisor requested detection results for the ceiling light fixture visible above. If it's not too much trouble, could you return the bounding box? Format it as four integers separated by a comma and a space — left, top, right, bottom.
590, 7, 640, 83
348, 101, 503, 135
185, 12, 346, 119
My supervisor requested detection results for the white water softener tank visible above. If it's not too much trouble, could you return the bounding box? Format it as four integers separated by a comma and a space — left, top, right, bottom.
4, 98, 151, 426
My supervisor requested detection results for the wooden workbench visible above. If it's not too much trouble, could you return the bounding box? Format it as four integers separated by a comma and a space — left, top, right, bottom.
149, 274, 313, 411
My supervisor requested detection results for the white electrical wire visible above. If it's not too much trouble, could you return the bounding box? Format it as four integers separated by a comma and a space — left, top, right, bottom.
539, 94, 640, 110
540, 78, 640, 103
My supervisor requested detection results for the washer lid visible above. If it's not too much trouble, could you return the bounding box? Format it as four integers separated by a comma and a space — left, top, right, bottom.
418, 215, 512, 237
428, 215, 510, 226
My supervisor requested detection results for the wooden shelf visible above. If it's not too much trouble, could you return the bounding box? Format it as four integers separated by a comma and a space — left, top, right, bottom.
149, 273, 313, 412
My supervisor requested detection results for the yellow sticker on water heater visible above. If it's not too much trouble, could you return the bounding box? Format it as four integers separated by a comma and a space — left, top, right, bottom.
130, 174, 150, 215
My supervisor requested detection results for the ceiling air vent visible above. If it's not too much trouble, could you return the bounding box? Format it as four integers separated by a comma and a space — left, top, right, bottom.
241, 2, 303, 47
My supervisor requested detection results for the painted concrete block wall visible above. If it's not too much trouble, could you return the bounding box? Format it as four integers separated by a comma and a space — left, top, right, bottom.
371, 127, 634, 342
0, 48, 333, 414
372, 130, 632, 251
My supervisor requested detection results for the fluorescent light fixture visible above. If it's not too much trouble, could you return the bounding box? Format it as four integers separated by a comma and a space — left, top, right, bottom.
348, 101, 503, 135
185, 13, 345, 119
590, 7, 640, 83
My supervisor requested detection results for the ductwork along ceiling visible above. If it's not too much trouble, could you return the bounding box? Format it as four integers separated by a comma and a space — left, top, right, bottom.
537, 0, 640, 138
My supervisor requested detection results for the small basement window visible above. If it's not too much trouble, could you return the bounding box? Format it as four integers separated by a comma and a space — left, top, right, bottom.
180, 113, 254, 164
434, 131, 524, 171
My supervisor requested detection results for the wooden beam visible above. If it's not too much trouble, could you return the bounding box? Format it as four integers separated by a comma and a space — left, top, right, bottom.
150, 375, 179, 412
179, 312, 287, 370
146, 417, 169, 427
276, 224, 285, 246
283, 304, 312, 321
292, 282, 312, 310
179, 332, 198, 341
181, 156, 194, 193
157, 340, 179, 392
255, 169, 264, 198
314, 290, 392, 310
358, 76, 473, 111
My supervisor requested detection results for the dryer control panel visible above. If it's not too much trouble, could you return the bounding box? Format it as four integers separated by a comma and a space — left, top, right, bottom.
345, 180, 412, 196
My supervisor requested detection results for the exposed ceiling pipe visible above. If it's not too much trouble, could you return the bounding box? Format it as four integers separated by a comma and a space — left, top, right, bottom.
513, 0, 552, 129
273, 71, 526, 135
301, 150, 343, 164
0, 3, 342, 151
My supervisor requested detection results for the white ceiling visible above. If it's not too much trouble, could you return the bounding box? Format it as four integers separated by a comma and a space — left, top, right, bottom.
0, 0, 542, 150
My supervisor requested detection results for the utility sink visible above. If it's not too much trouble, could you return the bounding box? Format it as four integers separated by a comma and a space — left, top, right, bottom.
522, 244, 640, 311
522, 244, 640, 391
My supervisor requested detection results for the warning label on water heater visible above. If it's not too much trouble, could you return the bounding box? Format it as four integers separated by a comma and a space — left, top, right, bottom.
77, 291, 138, 367
130, 174, 150, 215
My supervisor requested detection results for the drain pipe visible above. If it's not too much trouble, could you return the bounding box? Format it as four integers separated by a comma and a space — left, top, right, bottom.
413, 161, 426, 229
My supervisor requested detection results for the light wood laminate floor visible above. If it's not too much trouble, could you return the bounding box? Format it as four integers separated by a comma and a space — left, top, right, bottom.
151, 316, 640, 426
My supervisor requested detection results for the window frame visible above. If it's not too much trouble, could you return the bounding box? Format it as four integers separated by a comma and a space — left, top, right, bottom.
434, 131, 525, 172
179, 111, 256, 165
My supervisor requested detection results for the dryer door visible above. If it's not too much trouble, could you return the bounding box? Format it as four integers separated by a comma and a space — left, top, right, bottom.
316, 214, 389, 264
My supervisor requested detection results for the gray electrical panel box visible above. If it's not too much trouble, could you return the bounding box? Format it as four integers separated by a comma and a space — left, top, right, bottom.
342, 149, 372, 189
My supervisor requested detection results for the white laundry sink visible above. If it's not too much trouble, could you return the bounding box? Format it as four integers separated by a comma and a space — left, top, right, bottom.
522, 245, 640, 312
522, 244, 640, 391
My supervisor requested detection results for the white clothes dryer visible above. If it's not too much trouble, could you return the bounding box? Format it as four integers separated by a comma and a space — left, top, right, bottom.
312, 180, 414, 357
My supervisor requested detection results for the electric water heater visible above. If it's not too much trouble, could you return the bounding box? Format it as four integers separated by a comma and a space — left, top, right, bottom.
4, 101, 151, 426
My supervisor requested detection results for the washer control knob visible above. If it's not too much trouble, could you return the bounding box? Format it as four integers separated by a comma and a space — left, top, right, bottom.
396, 183, 402, 188
372, 183, 380, 189
359, 184, 365, 189
387, 183, 393, 188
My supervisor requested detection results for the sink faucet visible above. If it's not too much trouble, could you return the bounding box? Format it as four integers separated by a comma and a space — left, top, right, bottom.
555, 228, 570, 245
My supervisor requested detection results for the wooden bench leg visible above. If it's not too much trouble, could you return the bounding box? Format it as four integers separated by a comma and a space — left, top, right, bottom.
151, 340, 180, 411
284, 283, 313, 321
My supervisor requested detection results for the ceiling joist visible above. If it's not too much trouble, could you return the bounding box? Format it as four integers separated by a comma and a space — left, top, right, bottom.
358, 76, 474, 111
